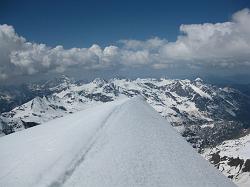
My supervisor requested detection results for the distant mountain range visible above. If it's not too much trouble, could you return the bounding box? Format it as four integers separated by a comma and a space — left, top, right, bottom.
0, 75, 74, 113
0, 75, 249, 186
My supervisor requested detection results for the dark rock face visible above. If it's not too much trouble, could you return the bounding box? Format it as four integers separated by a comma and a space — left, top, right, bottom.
198, 121, 244, 148
22, 121, 40, 129
207, 150, 250, 182
85, 93, 113, 102
209, 151, 221, 165
103, 84, 119, 96
1, 122, 14, 135
228, 157, 244, 170
169, 82, 190, 97
242, 159, 250, 172
182, 128, 203, 149
49, 104, 67, 111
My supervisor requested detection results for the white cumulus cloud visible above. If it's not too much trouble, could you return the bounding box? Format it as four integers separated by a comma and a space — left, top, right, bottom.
0, 8, 250, 81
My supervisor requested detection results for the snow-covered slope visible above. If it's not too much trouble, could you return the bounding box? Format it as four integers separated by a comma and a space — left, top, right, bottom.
203, 132, 250, 187
0, 97, 235, 187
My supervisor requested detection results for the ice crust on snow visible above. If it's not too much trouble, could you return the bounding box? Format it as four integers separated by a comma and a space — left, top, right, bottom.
0, 97, 235, 187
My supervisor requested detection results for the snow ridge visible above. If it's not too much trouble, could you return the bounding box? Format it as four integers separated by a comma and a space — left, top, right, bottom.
48, 100, 126, 187
0, 97, 236, 187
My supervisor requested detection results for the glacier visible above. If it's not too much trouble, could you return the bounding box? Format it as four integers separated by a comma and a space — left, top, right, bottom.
0, 97, 236, 187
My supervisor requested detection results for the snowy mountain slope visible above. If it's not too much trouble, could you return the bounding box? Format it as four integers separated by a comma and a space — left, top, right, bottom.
1, 77, 249, 149
203, 132, 250, 187
0, 95, 110, 135
0, 98, 128, 187
0, 97, 236, 187
0, 75, 72, 113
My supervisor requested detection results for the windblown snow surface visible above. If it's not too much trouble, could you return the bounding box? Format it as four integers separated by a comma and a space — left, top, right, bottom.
0, 97, 236, 187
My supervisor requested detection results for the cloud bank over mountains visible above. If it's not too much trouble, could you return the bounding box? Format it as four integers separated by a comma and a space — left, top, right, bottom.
0, 8, 250, 81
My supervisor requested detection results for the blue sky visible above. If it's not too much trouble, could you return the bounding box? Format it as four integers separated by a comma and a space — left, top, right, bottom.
1, 0, 249, 48
0, 0, 250, 84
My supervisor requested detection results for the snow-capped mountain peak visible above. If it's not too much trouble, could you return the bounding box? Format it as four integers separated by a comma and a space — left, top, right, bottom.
1, 77, 247, 147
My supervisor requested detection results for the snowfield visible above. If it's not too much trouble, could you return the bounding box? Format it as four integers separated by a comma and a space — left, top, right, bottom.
0, 97, 235, 187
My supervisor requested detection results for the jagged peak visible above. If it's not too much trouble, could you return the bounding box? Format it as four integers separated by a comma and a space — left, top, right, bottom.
92, 78, 107, 86
42, 75, 73, 86
52, 74, 72, 84
109, 77, 131, 82
32, 96, 43, 102
195, 77, 203, 82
